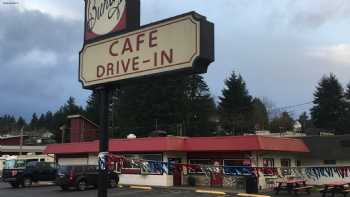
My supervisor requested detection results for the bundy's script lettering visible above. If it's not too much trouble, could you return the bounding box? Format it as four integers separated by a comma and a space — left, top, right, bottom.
87, 0, 124, 32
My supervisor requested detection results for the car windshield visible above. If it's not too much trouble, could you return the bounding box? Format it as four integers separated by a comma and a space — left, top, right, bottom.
3, 159, 26, 169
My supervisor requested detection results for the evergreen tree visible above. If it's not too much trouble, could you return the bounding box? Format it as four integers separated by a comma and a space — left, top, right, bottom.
17, 116, 27, 130
270, 111, 294, 133
30, 113, 39, 131
37, 114, 46, 130
182, 75, 217, 136
64, 97, 83, 115
0, 115, 17, 133
51, 97, 84, 142
311, 74, 346, 134
344, 83, 350, 132
114, 74, 216, 138
44, 111, 54, 130
218, 71, 253, 135
251, 98, 269, 131
298, 112, 310, 132
346, 83, 350, 99
84, 91, 99, 124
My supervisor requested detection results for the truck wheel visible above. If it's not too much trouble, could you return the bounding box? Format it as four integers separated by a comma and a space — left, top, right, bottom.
23, 178, 32, 187
76, 180, 87, 191
109, 177, 119, 188
10, 182, 19, 188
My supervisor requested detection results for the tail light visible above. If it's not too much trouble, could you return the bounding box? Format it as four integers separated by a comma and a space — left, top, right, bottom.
11, 170, 17, 176
69, 169, 75, 181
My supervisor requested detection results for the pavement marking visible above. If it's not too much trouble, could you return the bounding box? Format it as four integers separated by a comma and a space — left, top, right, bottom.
129, 185, 152, 190
237, 193, 271, 197
110, 189, 151, 196
195, 189, 226, 195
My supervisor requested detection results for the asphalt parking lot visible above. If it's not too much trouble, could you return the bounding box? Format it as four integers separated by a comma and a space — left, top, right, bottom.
0, 182, 327, 197
0, 182, 232, 197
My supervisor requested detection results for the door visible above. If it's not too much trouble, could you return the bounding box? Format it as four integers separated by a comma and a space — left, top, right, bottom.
210, 161, 223, 187
168, 158, 182, 186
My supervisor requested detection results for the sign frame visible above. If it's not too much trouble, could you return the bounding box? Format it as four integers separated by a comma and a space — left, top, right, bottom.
83, 0, 140, 44
79, 11, 214, 89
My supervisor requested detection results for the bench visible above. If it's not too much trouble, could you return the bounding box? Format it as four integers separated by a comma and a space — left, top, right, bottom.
319, 187, 334, 192
274, 185, 290, 195
293, 186, 313, 196
237, 193, 271, 197
320, 186, 335, 197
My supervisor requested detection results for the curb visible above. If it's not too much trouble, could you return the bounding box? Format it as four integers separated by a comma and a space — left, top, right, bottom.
129, 185, 152, 190
196, 189, 227, 195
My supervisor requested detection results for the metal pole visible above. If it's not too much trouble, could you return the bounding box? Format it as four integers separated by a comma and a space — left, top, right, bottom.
19, 127, 24, 156
98, 86, 109, 197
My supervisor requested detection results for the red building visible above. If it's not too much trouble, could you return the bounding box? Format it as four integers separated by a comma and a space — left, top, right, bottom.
45, 135, 309, 188
0, 136, 29, 146
67, 115, 98, 143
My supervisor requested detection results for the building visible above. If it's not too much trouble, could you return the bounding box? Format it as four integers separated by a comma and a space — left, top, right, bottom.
0, 135, 47, 156
246, 130, 307, 138
45, 135, 309, 189
299, 135, 350, 185
0, 135, 29, 146
66, 115, 98, 143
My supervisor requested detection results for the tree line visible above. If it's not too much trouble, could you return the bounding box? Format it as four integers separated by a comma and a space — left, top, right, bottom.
0, 71, 349, 142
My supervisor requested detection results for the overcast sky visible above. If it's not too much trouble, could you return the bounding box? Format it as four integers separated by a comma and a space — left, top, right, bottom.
0, 0, 350, 121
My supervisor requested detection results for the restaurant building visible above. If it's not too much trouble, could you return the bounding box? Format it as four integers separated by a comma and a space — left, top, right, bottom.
45, 134, 309, 189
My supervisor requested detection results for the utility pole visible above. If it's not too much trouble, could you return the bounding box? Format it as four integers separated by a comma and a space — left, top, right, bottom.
19, 127, 24, 156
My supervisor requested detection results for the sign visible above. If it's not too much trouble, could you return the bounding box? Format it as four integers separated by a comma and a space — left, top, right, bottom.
84, 0, 140, 43
80, 12, 214, 89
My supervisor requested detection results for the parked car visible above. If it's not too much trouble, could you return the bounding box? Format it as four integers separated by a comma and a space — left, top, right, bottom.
55, 165, 119, 191
2, 160, 57, 188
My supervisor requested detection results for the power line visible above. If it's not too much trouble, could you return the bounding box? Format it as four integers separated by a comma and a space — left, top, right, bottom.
270, 102, 313, 112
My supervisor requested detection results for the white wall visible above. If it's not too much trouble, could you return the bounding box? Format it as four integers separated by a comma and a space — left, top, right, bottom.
82, 153, 181, 187
58, 157, 88, 166
88, 154, 98, 165
0, 158, 4, 175
297, 158, 350, 185
119, 174, 173, 186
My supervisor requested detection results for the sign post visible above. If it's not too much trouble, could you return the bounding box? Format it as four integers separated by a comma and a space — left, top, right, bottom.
79, 1, 214, 197
97, 87, 109, 197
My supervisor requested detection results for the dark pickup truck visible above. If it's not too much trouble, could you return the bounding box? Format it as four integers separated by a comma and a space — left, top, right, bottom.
56, 165, 119, 191
2, 160, 57, 188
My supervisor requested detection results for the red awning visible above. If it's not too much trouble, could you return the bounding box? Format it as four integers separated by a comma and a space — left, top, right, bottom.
44, 135, 309, 154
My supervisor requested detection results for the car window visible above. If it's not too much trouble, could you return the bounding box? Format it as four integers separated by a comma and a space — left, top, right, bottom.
26, 161, 38, 168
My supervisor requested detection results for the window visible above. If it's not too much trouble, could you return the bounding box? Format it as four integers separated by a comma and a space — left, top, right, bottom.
262, 158, 275, 176
122, 154, 163, 175
188, 159, 212, 174
324, 160, 336, 165
224, 159, 246, 167
296, 160, 302, 167
263, 158, 274, 167
281, 159, 291, 175
224, 159, 251, 175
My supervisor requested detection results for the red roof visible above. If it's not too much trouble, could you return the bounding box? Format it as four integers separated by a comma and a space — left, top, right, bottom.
44, 135, 309, 154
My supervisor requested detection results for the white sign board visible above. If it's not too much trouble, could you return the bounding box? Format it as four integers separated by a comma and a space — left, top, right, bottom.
79, 12, 214, 88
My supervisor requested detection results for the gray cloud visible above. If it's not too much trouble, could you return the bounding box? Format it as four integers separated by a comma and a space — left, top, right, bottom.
287, 0, 350, 29
1, 1, 350, 121
0, 7, 89, 120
